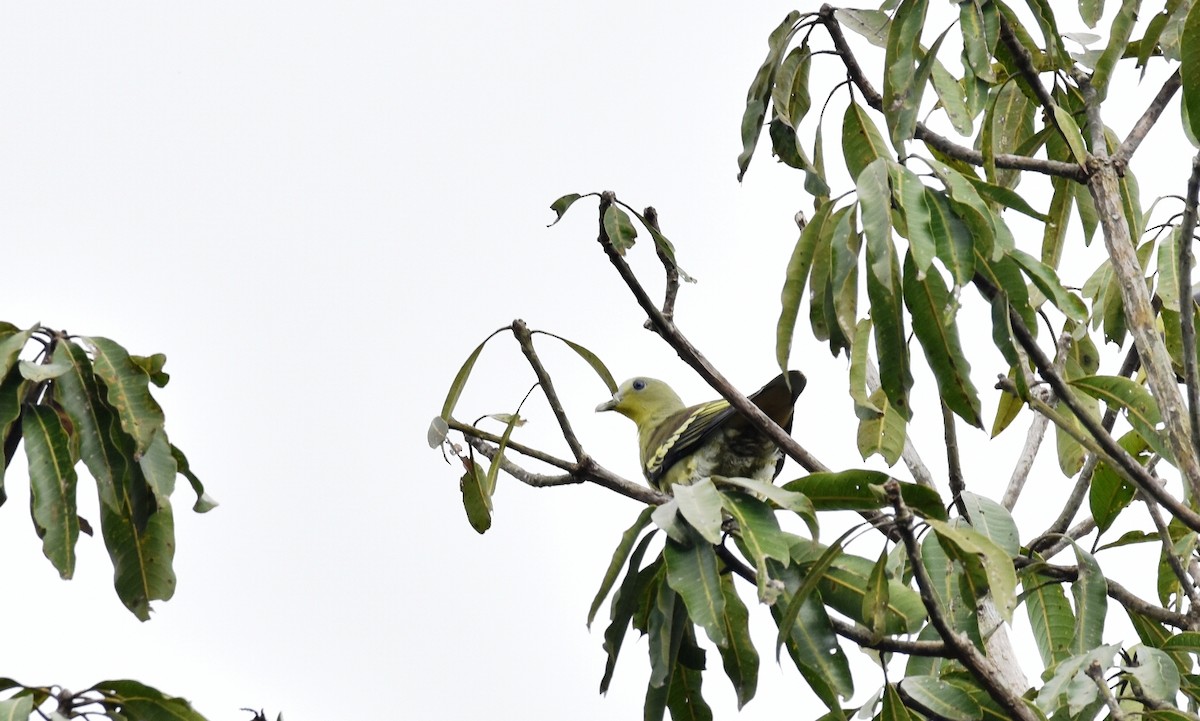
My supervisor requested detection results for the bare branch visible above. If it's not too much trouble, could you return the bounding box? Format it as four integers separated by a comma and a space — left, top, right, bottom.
942, 401, 967, 518
1085, 660, 1130, 721
511, 319, 588, 462
1081, 77, 1200, 498
642, 206, 680, 329
1114, 68, 1183, 168
1003, 334, 1070, 510
1179, 153, 1200, 460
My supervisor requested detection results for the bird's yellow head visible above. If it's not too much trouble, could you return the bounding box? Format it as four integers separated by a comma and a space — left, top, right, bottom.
595, 377, 685, 427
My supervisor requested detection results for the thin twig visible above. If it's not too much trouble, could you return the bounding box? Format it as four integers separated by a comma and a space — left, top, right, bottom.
1002, 334, 1070, 510
511, 319, 588, 462
1085, 661, 1129, 721
1179, 153, 1200, 460
886, 480, 1040, 720
1114, 68, 1183, 168
1029, 516, 1097, 560
942, 401, 967, 518
1144, 493, 1200, 614
642, 206, 679, 329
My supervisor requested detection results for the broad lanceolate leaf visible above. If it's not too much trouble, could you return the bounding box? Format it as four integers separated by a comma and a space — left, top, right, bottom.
536, 331, 617, 393
899, 675, 983, 721
889, 165, 935, 275
1042, 176, 1074, 268
0, 369, 27, 505
717, 574, 758, 709
1184, 1, 1200, 144
1090, 431, 1144, 535
1070, 541, 1108, 654
778, 202, 835, 374
602, 204, 638, 255
1070, 374, 1171, 463
646, 574, 678, 691
88, 337, 166, 458
24, 403, 80, 579
921, 532, 982, 647
925, 189, 974, 286
958, 0, 996, 83
882, 0, 930, 146
600, 533, 658, 694
737, 11, 802, 180
791, 538, 927, 634
1090, 0, 1138, 101
673, 478, 723, 546
0, 696, 33, 721
1010, 249, 1088, 321
718, 477, 814, 529
460, 459, 491, 534
588, 506, 656, 628
903, 253, 981, 427
664, 531, 727, 647
927, 518, 1018, 621
548, 193, 583, 225
1125, 645, 1182, 703
842, 101, 890, 181
857, 387, 907, 466
1021, 567, 1076, 669
960, 492, 1019, 556
769, 558, 855, 710
784, 470, 947, 520
1036, 645, 1120, 716
773, 46, 812, 129
1051, 104, 1088, 166
0, 325, 32, 381
439, 327, 505, 421
92, 679, 210, 721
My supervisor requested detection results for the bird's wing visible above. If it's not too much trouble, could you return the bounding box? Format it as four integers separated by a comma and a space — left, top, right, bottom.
645, 370, 807, 485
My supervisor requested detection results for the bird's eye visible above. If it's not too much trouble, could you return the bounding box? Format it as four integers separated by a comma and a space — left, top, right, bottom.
632, 379, 646, 391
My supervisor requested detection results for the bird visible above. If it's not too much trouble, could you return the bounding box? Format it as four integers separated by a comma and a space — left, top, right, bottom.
595, 370, 806, 492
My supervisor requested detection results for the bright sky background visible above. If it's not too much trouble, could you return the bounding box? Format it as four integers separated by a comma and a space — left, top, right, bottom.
0, 2, 1192, 720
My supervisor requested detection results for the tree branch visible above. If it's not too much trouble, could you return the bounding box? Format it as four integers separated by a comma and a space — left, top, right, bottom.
1179, 153, 1200, 461
817, 5, 1086, 181
1002, 334, 1070, 511
511, 319, 588, 462
1114, 68, 1182, 168
642, 206, 680, 330
1085, 660, 1130, 721
1081, 77, 1200, 498
886, 480, 1038, 720
942, 401, 967, 518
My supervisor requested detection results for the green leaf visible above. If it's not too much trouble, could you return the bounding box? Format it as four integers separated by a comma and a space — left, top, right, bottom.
1090, 431, 1143, 535
0, 325, 32, 381
673, 478, 723, 546
857, 387, 907, 466
1183, 1, 1200, 143
1125, 645, 1182, 703
93, 679, 210, 721
737, 11, 802, 180
170, 444, 217, 513
600, 534, 658, 694
1079, 0, 1105, 29
925, 189, 974, 286
664, 530, 727, 647
835, 8, 889, 47
958, 0, 996, 83
1070, 374, 1171, 463
18, 358, 69, 382
1091, 0, 1138, 101
1010, 249, 1088, 321
0, 696, 33, 721
793, 540, 928, 634
646, 573, 677, 691
899, 675, 983, 720
927, 518, 1018, 621
777, 202, 834, 374
602, 204, 638, 255
1042, 177, 1074, 268
982, 80, 1035, 188
438, 328, 505, 421
862, 548, 891, 637
828, 201, 861, 350
483, 410, 520, 500
960, 492, 1019, 556
903, 253, 982, 427
930, 52, 973, 136
665, 632, 713, 721
548, 193, 583, 225
784, 470, 947, 520
773, 45, 812, 129
129, 352, 169, 388
536, 331, 617, 393
769, 559, 855, 709
0, 369, 27, 505
1069, 540, 1107, 654
1021, 567, 1076, 668
881, 683, 915, 721
718, 476, 814, 524
1051, 104, 1088, 166
842, 101, 890, 181
775, 529, 854, 659
588, 506, 656, 628
716, 574, 758, 708
890, 165, 935, 275
459, 458, 491, 534
882, 0, 930, 145
1036, 645, 1120, 716
1157, 227, 1183, 313
861, 165, 911, 420
921, 532, 982, 645
990, 367, 1024, 438
25, 403, 80, 579
88, 337, 166, 457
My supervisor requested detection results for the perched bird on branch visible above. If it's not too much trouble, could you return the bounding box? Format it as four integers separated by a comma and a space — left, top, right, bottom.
595, 371, 806, 492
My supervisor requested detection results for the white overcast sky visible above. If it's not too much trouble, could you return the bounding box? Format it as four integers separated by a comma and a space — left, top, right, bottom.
0, 2, 1191, 720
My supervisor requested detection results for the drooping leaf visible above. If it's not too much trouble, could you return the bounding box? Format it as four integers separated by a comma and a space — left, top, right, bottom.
769, 558, 855, 708
600, 534, 659, 694
88, 337, 166, 457
0, 696, 33, 721
1125, 645, 1182, 703
960, 492, 1019, 556
1070, 374, 1171, 463
903, 253, 981, 427
459, 458, 491, 534
842, 101, 890, 181
664, 530, 727, 648
602, 204, 638, 255
1020, 567, 1076, 668
778, 202, 835, 374
927, 518, 1018, 621
1184, 1, 1200, 143
899, 675, 983, 720
889, 164, 935, 275
92, 679, 209, 721
536, 331, 617, 393
25, 403, 80, 579
1010, 249, 1088, 321
737, 11, 803, 180
1069, 541, 1108, 654
716, 573, 758, 709
925, 189, 974, 286
548, 193, 583, 225
856, 387, 908, 466
1051, 104, 1088, 166
588, 506, 656, 628
882, 0, 930, 145
170, 444, 217, 513
673, 478, 724, 546
439, 328, 505, 421
862, 547, 891, 637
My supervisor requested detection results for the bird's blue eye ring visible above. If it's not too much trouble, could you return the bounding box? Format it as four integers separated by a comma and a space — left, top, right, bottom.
632, 379, 646, 391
